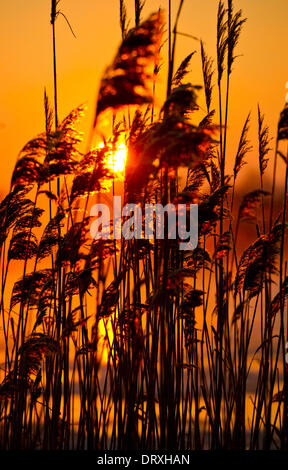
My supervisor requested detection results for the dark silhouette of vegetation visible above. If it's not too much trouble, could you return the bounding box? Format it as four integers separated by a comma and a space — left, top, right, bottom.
0, 0, 287, 450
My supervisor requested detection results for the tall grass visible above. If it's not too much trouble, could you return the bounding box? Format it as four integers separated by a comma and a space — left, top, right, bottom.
0, 0, 287, 450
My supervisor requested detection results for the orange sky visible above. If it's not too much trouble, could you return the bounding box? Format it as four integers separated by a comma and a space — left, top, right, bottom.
0, 0, 288, 196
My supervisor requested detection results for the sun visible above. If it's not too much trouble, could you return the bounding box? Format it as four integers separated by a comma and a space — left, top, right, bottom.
97, 141, 127, 175
106, 142, 127, 173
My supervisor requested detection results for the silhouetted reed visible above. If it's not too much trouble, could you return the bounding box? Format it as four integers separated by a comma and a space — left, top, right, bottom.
0, 0, 287, 451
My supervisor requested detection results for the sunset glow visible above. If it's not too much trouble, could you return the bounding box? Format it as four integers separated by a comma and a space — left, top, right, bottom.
106, 142, 127, 173
2, 0, 288, 453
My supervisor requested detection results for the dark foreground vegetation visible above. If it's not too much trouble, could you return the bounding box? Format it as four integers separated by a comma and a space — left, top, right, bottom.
0, 0, 288, 450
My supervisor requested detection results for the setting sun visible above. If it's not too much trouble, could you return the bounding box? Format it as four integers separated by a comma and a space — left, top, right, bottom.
107, 143, 127, 173
98, 141, 127, 174
106, 142, 127, 173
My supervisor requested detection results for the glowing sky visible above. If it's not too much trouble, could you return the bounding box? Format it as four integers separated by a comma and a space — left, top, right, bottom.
0, 0, 288, 195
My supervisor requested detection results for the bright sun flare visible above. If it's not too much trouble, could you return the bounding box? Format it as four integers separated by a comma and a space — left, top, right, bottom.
103, 142, 127, 173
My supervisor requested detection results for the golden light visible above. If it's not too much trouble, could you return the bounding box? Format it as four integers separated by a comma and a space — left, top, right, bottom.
106, 142, 127, 173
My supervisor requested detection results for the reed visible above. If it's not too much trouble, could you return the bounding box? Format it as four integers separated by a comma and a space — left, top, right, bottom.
0, 0, 287, 451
